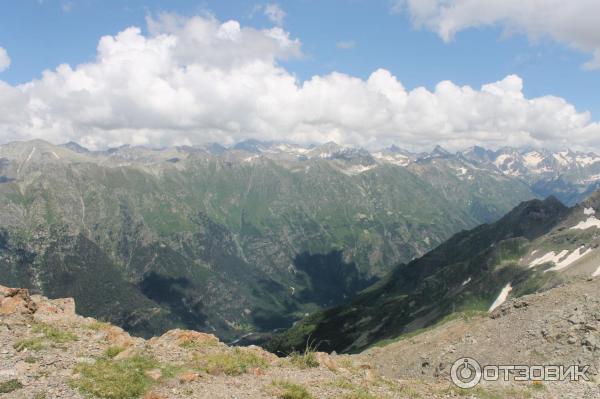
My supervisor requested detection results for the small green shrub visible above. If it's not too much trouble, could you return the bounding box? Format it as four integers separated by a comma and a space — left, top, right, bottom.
270, 380, 313, 399
289, 345, 319, 369
104, 346, 125, 359
24, 355, 39, 363
0, 379, 23, 394
14, 337, 45, 352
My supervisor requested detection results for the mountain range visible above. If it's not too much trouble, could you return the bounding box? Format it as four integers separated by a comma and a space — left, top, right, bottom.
1, 138, 600, 341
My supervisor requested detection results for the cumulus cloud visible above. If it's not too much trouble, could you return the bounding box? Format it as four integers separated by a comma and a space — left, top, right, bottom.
0, 13, 599, 151
0, 47, 10, 72
395, 0, 600, 70
264, 3, 286, 26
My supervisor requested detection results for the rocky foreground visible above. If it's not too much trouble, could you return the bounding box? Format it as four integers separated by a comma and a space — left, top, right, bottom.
0, 281, 599, 398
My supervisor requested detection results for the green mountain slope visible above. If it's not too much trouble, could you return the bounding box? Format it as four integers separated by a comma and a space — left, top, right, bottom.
267, 195, 581, 354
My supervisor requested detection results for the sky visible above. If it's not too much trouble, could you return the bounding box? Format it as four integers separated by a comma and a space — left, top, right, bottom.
0, 0, 599, 151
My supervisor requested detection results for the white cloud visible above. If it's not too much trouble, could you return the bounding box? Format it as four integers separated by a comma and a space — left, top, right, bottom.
0, 13, 599, 151
336, 40, 356, 49
0, 47, 10, 72
264, 3, 286, 26
395, 0, 600, 70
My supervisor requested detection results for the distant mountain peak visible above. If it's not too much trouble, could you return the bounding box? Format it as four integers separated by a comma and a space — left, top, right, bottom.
432, 145, 450, 156
62, 141, 89, 153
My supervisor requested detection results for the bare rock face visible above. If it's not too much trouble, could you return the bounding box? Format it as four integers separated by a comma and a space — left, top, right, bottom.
104, 325, 138, 349
31, 296, 77, 323
0, 286, 36, 316
151, 328, 221, 348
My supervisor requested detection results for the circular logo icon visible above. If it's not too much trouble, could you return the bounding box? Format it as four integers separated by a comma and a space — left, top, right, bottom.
450, 357, 482, 389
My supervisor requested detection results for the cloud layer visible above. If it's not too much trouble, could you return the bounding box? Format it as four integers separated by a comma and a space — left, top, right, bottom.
0, 13, 599, 151
0, 47, 10, 72
396, 0, 600, 70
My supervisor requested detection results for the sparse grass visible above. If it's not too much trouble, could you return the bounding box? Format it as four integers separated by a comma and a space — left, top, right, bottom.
195, 348, 268, 376
24, 355, 39, 363
444, 386, 532, 399
342, 389, 379, 399
86, 321, 111, 331
0, 379, 23, 394
104, 346, 125, 359
14, 322, 77, 352
372, 310, 487, 348
375, 378, 421, 398
33, 392, 47, 399
327, 377, 355, 390
528, 381, 546, 392
326, 378, 384, 399
337, 357, 357, 371
71, 354, 171, 399
178, 339, 217, 350
269, 380, 313, 399
14, 337, 45, 352
32, 321, 78, 343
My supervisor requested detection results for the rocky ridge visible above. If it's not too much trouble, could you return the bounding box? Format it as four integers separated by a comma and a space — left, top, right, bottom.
2, 281, 599, 398
0, 285, 441, 398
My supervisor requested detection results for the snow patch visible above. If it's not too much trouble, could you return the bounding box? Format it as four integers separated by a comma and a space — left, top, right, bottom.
546, 246, 593, 272
584, 207, 596, 216
523, 152, 543, 167
582, 174, 600, 183
494, 154, 510, 167
373, 152, 410, 167
576, 155, 600, 166
18, 146, 36, 174
571, 216, 600, 230
25, 147, 36, 163
529, 250, 569, 268
592, 265, 600, 278
461, 277, 471, 286
51, 151, 60, 160
242, 155, 259, 163
553, 152, 569, 166
341, 164, 376, 175
489, 283, 512, 312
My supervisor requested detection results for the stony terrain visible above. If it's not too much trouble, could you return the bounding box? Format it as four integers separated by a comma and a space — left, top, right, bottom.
2, 281, 599, 398
0, 284, 445, 399
360, 276, 600, 399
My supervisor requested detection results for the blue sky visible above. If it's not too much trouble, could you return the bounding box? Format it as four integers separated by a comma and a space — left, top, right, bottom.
1, 0, 597, 115
0, 0, 599, 150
